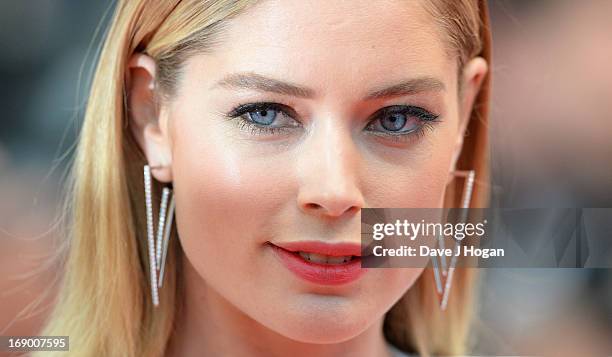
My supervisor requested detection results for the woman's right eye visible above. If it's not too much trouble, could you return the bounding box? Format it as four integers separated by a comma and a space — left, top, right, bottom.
225, 102, 301, 135
247, 107, 279, 125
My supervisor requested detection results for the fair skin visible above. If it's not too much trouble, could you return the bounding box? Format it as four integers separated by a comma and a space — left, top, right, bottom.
127, 0, 487, 356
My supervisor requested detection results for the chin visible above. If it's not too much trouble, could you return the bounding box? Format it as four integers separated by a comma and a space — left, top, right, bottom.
263, 302, 373, 344
279, 321, 370, 344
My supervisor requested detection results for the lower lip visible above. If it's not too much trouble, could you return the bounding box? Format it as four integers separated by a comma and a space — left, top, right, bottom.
269, 244, 367, 286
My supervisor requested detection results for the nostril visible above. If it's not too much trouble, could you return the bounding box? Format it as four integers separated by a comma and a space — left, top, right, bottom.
304, 203, 322, 211
345, 205, 360, 215
298, 187, 364, 218
301, 201, 361, 218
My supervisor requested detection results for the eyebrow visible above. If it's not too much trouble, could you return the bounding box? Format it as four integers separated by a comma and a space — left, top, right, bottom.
214, 72, 315, 98
213, 72, 445, 100
364, 77, 445, 100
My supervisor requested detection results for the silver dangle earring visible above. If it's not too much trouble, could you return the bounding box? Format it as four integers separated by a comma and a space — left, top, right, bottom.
431, 169, 475, 311
144, 164, 175, 307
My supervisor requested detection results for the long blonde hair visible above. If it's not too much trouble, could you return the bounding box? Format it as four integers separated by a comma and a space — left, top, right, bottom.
36, 1, 491, 356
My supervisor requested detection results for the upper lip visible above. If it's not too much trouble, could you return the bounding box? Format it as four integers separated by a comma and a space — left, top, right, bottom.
271, 240, 362, 257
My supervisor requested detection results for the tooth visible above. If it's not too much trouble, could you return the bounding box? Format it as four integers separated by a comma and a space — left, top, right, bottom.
308, 253, 329, 264
326, 256, 348, 264
296, 251, 355, 265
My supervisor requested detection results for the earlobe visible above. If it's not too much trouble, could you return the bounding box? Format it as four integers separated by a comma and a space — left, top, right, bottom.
449, 56, 489, 175
142, 121, 174, 183
127, 53, 173, 183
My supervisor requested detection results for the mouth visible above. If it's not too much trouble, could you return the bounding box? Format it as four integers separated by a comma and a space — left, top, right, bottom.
267, 241, 368, 285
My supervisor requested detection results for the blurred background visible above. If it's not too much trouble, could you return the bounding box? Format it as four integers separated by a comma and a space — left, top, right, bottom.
0, 1, 611, 356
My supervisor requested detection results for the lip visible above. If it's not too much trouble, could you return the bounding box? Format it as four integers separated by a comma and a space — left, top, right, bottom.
273, 240, 363, 256
268, 241, 368, 286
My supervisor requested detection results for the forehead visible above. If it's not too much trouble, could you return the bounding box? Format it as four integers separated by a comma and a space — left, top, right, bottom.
186, 0, 456, 95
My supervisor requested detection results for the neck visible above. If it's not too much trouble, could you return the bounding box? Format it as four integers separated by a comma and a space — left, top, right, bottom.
166, 257, 393, 357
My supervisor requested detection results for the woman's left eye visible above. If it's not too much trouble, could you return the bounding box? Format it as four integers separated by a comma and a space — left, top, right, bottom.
365, 105, 440, 136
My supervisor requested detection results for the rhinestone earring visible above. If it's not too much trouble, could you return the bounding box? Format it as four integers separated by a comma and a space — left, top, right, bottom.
432, 169, 475, 311
144, 164, 175, 307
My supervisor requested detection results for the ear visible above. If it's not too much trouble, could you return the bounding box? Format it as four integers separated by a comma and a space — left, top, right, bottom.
449, 56, 488, 174
126, 53, 173, 183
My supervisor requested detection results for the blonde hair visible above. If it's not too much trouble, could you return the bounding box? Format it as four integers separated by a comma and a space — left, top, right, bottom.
385, 1, 491, 355
36, 0, 491, 356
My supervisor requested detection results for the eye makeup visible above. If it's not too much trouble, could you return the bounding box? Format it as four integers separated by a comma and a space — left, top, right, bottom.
363, 104, 441, 143
223, 101, 441, 141
224, 101, 302, 136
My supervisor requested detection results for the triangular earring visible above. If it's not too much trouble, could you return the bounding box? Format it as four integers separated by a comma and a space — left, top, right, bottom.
431, 169, 475, 311
144, 164, 175, 307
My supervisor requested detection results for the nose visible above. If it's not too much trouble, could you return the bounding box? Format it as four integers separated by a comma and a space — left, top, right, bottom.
296, 118, 364, 219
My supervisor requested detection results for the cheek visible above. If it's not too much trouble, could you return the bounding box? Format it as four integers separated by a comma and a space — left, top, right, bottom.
363, 127, 456, 208
166, 64, 296, 265
169, 114, 297, 286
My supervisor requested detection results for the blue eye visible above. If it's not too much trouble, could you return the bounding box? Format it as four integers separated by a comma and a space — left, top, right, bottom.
367, 105, 439, 135
248, 108, 278, 125
225, 102, 301, 136
380, 112, 409, 131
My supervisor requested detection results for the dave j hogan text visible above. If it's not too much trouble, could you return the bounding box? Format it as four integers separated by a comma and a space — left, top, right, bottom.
372, 245, 504, 259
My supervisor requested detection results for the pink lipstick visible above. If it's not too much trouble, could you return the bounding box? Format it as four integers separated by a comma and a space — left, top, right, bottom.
269, 240, 367, 285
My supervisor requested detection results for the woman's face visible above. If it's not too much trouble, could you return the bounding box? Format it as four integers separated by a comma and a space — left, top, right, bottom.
140, 0, 478, 344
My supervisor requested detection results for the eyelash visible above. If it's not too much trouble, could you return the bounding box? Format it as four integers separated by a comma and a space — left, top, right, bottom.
364, 105, 440, 142
225, 102, 299, 136
224, 101, 441, 141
